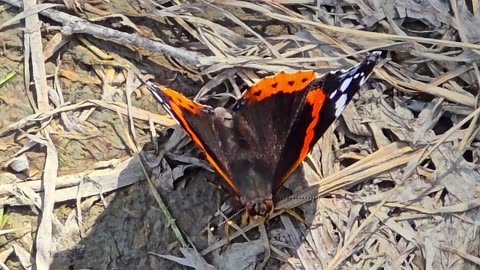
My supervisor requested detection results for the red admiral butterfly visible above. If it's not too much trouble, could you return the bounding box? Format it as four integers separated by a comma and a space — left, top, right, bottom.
142, 51, 381, 223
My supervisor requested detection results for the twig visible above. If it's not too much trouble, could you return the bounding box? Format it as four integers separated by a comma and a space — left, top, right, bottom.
1, 0, 204, 66
28, 133, 58, 270
0, 99, 175, 137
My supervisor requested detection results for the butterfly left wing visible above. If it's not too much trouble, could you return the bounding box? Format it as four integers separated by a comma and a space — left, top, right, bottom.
143, 81, 241, 194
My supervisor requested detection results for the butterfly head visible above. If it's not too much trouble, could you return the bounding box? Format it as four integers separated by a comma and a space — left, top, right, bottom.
243, 198, 274, 224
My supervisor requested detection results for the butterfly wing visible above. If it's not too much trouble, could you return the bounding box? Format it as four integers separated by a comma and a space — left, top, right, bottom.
145, 83, 241, 194
235, 51, 382, 192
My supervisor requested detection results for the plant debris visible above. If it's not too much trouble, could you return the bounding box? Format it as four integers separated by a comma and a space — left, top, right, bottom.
0, 0, 479, 269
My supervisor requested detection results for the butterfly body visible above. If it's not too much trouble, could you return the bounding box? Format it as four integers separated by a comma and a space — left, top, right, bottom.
143, 51, 382, 221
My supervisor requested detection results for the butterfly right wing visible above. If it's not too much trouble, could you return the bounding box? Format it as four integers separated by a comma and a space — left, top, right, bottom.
271, 51, 382, 190
232, 51, 382, 193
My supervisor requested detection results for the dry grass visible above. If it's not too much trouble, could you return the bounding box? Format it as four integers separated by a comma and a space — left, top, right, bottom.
0, 0, 479, 269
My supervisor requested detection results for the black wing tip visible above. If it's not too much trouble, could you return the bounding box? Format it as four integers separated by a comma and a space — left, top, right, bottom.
366, 50, 384, 63
135, 73, 171, 104
349, 50, 382, 76
134, 72, 150, 87
134, 73, 154, 89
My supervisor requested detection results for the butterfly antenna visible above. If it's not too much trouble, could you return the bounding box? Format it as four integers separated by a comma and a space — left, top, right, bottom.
210, 207, 245, 232
281, 195, 322, 201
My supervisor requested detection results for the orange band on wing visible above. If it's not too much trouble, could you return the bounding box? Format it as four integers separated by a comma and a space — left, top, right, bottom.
161, 88, 239, 193
276, 88, 326, 189
242, 71, 316, 104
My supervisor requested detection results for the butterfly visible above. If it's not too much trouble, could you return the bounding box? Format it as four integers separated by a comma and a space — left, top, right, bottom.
141, 51, 381, 223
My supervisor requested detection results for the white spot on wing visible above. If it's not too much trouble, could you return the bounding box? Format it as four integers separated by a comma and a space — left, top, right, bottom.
329, 90, 337, 99
335, 105, 346, 117
359, 75, 368, 86
151, 91, 170, 108
340, 77, 353, 92
147, 86, 179, 123
354, 73, 360, 79
150, 91, 162, 102
335, 93, 348, 117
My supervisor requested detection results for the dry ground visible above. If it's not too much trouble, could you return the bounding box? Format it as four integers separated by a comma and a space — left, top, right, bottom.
0, 0, 479, 269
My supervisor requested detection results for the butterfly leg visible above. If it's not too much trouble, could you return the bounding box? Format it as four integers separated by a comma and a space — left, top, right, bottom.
224, 219, 250, 243
223, 220, 234, 244
283, 208, 308, 226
